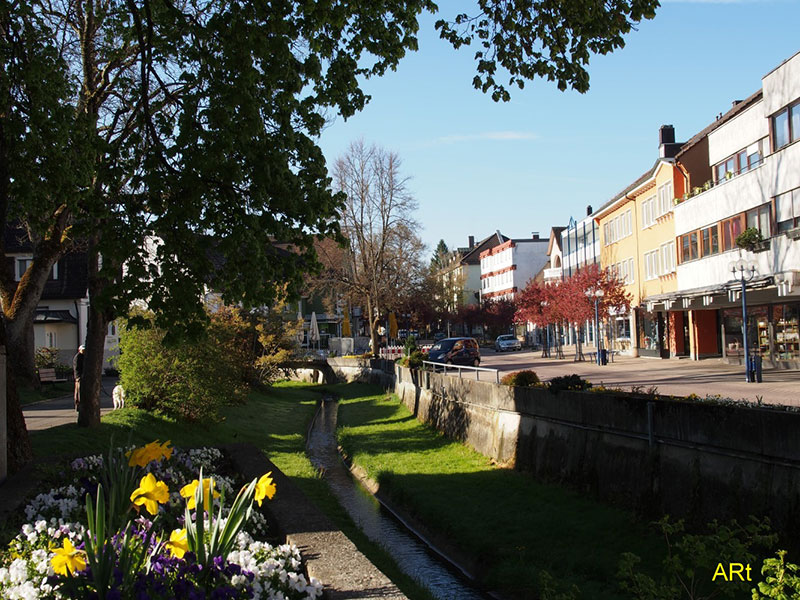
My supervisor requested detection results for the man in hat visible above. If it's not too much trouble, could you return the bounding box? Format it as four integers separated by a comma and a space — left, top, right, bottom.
73, 344, 85, 412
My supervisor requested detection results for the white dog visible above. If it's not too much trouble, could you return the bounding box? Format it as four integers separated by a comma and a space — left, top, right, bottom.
112, 385, 126, 410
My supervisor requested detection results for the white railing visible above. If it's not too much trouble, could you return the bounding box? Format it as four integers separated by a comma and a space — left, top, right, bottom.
422, 360, 500, 383
379, 344, 432, 360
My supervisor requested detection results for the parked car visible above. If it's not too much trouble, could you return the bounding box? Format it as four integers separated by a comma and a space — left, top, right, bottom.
427, 337, 481, 367
495, 334, 522, 352
433, 332, 447, 341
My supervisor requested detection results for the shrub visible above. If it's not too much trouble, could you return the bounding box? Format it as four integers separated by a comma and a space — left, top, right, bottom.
35, 346, 60, 369
735, 226, 764, 251
407, 350, 427, 369
118, 309, 250, 422
547, 374, 591, 394
500, 370, 540, 387
403, 335, 418, 357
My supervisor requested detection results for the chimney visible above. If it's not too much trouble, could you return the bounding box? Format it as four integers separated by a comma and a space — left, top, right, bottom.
732, 99, 742, 108
659, 124, 681, 159
532, 232, 540, 240
659, 124, 675, 145
468, 235, 475, 249
586, 205, 592, 216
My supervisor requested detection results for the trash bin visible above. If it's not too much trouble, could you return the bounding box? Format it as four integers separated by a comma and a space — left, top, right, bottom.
600, 349, 608, 365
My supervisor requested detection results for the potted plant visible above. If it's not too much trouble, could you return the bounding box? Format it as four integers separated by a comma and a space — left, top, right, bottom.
735, 227, 769, 252
725, 170, 734, 180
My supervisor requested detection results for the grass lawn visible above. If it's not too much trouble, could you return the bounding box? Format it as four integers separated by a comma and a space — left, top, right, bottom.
332, 382, 665, 600
18, 382, 74, 405
22, 381, 435, 600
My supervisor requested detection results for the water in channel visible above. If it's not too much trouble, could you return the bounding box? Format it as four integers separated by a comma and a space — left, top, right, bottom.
306, 398, 492, 600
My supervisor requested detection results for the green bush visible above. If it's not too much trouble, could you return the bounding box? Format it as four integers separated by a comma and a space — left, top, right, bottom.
403, 335, 418, 357
547, 374, 591, 394
500, 370, 540, 387
118, 308, 250, 422
407, 350, 427, 369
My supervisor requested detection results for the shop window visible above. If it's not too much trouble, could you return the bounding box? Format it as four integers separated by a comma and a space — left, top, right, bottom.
615, 318, 631, 340
638, 311, 659, 351
774, 304, 800, 360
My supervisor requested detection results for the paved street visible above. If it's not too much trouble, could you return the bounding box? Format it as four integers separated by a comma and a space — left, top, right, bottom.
474, 348, 800, 407
23, 377, 118, 431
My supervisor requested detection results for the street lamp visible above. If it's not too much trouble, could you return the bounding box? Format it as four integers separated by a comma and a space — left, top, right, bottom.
729, 258, 757, 382
589, 289, 605, 365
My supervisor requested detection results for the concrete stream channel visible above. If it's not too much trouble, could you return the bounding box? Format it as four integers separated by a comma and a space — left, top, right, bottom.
306, 396, 495, 600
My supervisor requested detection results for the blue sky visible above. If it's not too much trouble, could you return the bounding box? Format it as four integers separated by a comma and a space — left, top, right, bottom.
317, 0, 800, 255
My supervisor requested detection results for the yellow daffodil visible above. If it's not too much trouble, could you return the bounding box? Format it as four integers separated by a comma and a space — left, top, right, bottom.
254, 472, 276, 506
51, 538, 86, 576
130, 473, 170, 515
126, 439, 172, 467
165, 528, 189, 559
180, 477, 219, 511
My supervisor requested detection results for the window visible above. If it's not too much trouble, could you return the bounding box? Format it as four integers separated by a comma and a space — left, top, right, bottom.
644, 249, 660, 280
14, 258, 58, 281
641, 195, 656, 228
772, 101, 800, 151
721, 215, 743, 251
657, 181, 673, 216
715, 156, 736, 183
700, 225, 719, 257
660, 241, 676, 274
745, 203, 771, 239
776, 188, 800, 231
680, 232, 699, 263
46, 331, 57, 348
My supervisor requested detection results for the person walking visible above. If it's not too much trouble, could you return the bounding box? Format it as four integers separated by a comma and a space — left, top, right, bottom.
73, 344, 85, 412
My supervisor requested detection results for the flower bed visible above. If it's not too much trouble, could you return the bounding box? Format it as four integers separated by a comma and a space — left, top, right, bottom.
0, 442, 322, 599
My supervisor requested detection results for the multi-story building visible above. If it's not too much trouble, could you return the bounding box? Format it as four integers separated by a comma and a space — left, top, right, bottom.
658, 50, 800, 368
542, 226, 567, 284
594, 127, 687, 357
561, 207, 601, 278
439, 233, 509, 310
480, 232, 549, 302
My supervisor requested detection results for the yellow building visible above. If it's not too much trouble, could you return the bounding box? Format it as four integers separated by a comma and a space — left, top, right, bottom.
594, 157, 685, 357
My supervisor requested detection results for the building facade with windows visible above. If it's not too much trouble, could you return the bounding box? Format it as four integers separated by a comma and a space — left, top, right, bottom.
664, 50, 800, 368
480, 233, 549, 302
4, 226, 120, 368
594, 152, 685, 357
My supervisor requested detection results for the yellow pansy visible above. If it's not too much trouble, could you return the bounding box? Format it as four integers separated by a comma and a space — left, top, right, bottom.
51, 538, 86, 576
180, 478, 220, 511
165, 528, 189, 559
130, 473, 170, 515
254, 472, 276, 506
126, 440, 172, 467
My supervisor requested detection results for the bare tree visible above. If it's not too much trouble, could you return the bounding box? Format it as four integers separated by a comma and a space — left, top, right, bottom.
317, 140, 424, 356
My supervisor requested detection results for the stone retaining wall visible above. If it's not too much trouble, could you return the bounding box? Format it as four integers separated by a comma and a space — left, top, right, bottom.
394, 365, 800, 535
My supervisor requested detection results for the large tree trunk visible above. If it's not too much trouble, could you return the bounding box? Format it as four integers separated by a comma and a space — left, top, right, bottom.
78, 238, 110, 428
1, 325, 32, 472
5, 314, 37, 389
78, 302, 107, 428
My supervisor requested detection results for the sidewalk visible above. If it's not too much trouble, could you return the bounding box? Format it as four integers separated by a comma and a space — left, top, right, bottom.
480, 350, 800, 407
23, 377, 118, 431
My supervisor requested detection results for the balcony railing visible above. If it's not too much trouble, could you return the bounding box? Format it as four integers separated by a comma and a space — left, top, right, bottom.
543, 267, 563, 280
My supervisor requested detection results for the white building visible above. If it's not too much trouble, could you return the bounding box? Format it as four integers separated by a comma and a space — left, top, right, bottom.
669, 50, 800, 366
480, 232, 549, 302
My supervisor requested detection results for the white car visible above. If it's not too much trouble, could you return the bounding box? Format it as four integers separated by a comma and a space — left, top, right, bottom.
495, 334, 522, 352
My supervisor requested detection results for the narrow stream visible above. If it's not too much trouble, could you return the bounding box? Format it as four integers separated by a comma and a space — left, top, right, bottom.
306, 398, 493, 600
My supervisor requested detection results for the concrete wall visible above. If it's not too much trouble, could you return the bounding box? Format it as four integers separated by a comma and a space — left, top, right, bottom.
394, 364, 800, 534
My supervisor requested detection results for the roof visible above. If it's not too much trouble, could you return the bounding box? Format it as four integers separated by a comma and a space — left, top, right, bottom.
677, 89, 763, 157
459, 231, 509, 265
593, 160, 661, 219
547, 226, 566, 256
34, 309, 78, 324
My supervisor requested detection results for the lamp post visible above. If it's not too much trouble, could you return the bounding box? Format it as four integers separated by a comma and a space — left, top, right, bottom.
729, 258, 757, 382
541, 301, 550, 358
588, 289, 605, 365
